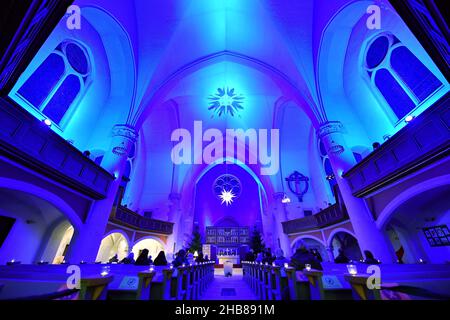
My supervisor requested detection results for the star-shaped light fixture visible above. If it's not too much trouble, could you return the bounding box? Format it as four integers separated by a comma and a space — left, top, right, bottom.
219, 189, 236, 206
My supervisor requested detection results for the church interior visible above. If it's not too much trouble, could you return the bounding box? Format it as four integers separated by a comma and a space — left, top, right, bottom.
0, 0, 449, 302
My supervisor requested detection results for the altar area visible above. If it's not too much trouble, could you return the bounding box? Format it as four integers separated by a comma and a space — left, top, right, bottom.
203, 226, 250, 266
217, 248, 240, 265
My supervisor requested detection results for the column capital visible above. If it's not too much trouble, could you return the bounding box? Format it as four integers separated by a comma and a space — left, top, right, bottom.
112, 124, 138, 142
318, 121, 344, 139
111, 125, 138, 156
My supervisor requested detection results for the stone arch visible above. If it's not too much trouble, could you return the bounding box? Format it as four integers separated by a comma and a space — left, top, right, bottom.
376, 174, 450, 230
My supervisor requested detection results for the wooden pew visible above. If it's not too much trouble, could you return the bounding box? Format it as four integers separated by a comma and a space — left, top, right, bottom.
343, 264, 450, 300
0, 265, 114, 300
303, 269, 353, 300
79, 274, 114, 300
270, 265, 289, 300
285, 267, 310, 300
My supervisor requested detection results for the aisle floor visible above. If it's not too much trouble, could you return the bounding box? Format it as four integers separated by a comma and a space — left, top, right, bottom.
200, 268, 258, 300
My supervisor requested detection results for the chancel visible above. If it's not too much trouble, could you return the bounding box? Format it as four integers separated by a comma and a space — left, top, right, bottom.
0, 0, 449, 303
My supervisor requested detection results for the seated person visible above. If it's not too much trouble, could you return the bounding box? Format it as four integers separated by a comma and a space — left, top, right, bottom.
272, 248, 290, 267
334, 249, 350, 264
172, 249, 188, 267
135, 249, 151, 266
262, 249, 275, 264
195, 252, 205, 263
187, 252, 195, 265
363, 250, 380, 265
244, 250, 255, 262
290, 246, 323, 271
120, 252, 135, 264
255, 252, 264, 263
154, 251, 168, 266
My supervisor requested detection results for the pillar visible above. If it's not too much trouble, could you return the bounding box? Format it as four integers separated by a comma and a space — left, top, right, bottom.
272, 192, 292, 257
68, 124, 137, 263
326, 245, 335, 262
318, 121, 394, 263
167, 192, 181, 259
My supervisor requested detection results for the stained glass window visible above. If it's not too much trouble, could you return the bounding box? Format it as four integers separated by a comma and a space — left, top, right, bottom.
14, 41, 90, 127
365, 34, 442, 121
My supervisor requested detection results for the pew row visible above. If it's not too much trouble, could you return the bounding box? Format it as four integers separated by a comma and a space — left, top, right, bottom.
242, 261, 450, 301
0, 262, 215, 300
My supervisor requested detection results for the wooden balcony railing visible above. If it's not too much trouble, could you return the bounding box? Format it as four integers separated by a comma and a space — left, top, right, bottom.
343, 92, 450, 197
282, 203, 348, 235
0, 97, 114, 199
111, 206, 174, 235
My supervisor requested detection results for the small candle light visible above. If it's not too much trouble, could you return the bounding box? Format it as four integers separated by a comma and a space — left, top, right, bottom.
347, 264, 358, 275
265, 262, 268, 266
284, 263, 289, 269
11, 259, 15, 263
305, 264, 311, 271
43, 119, 52, 127
170, 264, 174, 269
101, 266, 110, 277
149, 266, 155, 272
182, 263, 186, 267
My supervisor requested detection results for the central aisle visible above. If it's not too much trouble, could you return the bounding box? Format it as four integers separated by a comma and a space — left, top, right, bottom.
201, 268, 258, 300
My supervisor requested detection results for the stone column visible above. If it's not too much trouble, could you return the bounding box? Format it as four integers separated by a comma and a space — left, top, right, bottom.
326, 245, 335, 262
272, 192, 292, 257
167, 193, 181, 259
318, 121, 394, 263
68, 125, 137, 263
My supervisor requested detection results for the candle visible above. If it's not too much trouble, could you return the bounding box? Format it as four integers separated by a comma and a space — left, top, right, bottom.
347, 264, 358, 275
272, 262, 276, 267
101, 266, 110, 277
305, 264, 311, 271
170, 264, 174, 269
284, 263, 289, 269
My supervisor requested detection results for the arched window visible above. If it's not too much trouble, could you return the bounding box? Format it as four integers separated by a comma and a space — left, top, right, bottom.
14, 41, 91, 127
365, 34, 442, 121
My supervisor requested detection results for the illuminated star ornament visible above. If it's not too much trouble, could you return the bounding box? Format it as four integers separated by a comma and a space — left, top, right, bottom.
208, 87, 244, 118
219, 189, 236, 206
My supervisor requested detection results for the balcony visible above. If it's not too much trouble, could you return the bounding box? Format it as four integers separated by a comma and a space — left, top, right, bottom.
111, 206, 174, 235
343, 92, 450, 197
0, 97, 114, 199
282, 204, 348, 235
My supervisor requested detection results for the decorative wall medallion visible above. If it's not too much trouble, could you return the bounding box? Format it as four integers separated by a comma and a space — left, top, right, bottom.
213, 174, 242, 206
208, 87, 244, 118
285, 171, 309, 202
